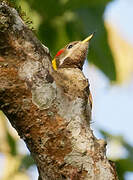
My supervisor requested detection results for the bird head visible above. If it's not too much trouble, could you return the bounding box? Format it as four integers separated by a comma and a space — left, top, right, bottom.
52, 33, 94, 70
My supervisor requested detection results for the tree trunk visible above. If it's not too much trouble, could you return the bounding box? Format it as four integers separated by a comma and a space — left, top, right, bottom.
0, 2, 118, 180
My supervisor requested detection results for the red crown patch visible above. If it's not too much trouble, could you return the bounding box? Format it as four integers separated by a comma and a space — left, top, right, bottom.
55, 49, 64, 57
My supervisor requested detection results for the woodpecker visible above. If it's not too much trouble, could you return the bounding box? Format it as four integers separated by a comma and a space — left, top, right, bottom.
52, 33, 94, 71
52, 33, 94, 108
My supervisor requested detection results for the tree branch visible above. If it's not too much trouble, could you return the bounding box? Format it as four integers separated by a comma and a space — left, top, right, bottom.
0, 2, 117, 180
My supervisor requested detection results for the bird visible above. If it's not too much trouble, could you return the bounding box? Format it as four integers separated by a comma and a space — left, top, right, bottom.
52, 33, 94, 71
52, 33, 94, 109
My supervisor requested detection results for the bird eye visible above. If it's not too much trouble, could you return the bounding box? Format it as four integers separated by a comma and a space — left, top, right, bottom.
67, 44, 73, 49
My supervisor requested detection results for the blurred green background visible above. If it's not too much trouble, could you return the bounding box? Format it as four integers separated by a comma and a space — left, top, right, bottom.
1, 0, 133, 179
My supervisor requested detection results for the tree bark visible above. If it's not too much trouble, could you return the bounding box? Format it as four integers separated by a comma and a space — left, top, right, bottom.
0, 2, 118, 180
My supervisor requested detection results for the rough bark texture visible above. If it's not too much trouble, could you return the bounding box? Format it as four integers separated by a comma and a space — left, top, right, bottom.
0, 2, 118, 180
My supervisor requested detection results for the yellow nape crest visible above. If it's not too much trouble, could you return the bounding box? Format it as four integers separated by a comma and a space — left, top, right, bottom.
52, 58, 57, 70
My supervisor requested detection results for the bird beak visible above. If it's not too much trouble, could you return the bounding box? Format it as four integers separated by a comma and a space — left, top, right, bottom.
82, 33, 94, 43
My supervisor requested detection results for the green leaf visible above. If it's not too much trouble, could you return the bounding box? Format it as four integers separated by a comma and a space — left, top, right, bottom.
99, 129, 113, 139
19, 155, 35, 170
116, 159, 133, 172
38, 20, 58, 53
121, 140, 133, 160
115, 159, 125, 180
115, 158, 133, 180
6, 132, 17, 156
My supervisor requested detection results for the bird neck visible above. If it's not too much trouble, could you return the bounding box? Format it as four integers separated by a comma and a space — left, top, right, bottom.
52, 58, 57, 70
